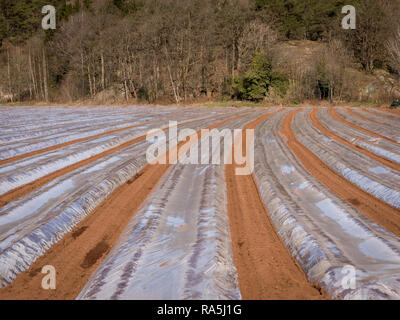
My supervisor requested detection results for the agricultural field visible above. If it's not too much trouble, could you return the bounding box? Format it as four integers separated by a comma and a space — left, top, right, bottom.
0, 105, 399, 300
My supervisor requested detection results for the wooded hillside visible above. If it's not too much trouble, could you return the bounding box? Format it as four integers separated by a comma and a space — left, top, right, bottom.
1, 0, 399, 104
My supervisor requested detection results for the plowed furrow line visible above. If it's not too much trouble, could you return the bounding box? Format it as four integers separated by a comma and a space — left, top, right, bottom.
0, 135, 146, 209
225, 110, 326, 300
77, 111, 261, 300
346, 108, 382, 125
381, 109, 400, 115
330, 108, 398, 144
352, 108, 400, 129
0, 114, 244, 300
0, 115, 235, 209
0, 113, 140, 142
283, 109, 400, 238
363, 108, 400, 121
0, 121, 153, 166
310, 109, 400, 171
0, 112, 219, 163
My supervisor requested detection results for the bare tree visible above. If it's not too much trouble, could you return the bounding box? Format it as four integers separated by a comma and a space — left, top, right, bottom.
387, 26, 400, 74
342, 0, 391, 73
237, 20, 277, 74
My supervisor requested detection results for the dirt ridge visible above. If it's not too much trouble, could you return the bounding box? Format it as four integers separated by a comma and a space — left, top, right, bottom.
283, 109, 400, 239
0, 115, 233, 210
0, 121, 153, 166
330, 108, 398, 144
225, 110, 327, 300
310, 108, 400, 171
0, 114, 244, 300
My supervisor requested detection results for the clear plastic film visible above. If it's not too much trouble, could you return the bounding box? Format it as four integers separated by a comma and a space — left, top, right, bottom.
317, 107, 400, 164
252, 111, 400, 300
77, 112, 266, 300
0, 106, 245, 288
294, 109, 400, 208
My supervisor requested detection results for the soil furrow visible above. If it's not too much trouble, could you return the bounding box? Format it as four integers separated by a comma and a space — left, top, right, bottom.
310, 109, 400, 171
352, 108, 400, 129
362, 108, 400, 121
0, 114, 244, 300
317, 108, 400, 164
255, 110, 400, 299
225, 110, 327, 300
283, 109, 400, 238
381, 109, 400, 115
0, 134, 147, 209
346, 108, 382, 125
0, 121, 152, 166
330, 108, 398, 144
0, 115, 235, 210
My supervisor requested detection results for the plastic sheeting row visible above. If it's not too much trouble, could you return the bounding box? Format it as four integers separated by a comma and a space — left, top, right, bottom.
252, 111, 400, 300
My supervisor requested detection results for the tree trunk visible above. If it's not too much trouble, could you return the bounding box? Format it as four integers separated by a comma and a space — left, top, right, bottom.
101, 52, 105, 91
164, 45, 179, 103
124, 80, 129, 101
38, 54, 44, 100
7, 48, 13, 102
42, 48, 49, 102
81, 51, 85, 97
87, 63, 93, 97
28, 48, 37, 100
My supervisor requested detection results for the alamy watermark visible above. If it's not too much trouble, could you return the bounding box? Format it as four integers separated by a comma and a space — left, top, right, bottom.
42, 5, 356, 31
41, 5, 56, 30
341, 265, 357, 290
342, 5, 356, 30
145, 121, 254, 176
41, 265, 56, 290
340, 265, 370, 299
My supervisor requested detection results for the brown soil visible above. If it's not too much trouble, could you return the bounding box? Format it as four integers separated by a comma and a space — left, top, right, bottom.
0, 121, 152, 166
283, 109, 400, 238
0, 114, 243, 300
310, 109, 400, 172
0, 116, 220, 210
330, 108, 398, 144
346, 108, 382, 124
381, 108, 400, 115
362, 108, 399, 121
225, 110, 327, 300
0, 134, 147, 209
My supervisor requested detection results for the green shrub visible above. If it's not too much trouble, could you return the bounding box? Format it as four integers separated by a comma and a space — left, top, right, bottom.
291, 98, 301, 105
270, 72, 289, 96
233, 51, 288, 102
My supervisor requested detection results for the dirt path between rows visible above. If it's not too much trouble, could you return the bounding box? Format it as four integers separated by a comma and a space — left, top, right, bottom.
0, 134, 147, 209
0, 116, 222, 209
283, 109, 400, 238
381, 109, 400, 115
330, 108, 398, 144
310, 109, 400, 171
0, 114, 243, 300
346, 108, 382, 125
361, 108, 399, 121
0, 121, 153, 166
225, 111, 327, 300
